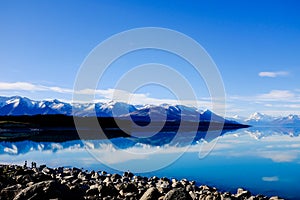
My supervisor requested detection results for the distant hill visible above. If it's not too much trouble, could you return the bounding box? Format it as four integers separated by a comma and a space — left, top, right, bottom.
230, 112, 300, 127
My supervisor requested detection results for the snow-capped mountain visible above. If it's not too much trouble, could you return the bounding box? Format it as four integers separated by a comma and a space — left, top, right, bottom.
0, 96, 72, 116
273, 114, 300, 126
95, 101, 137, 117
245, 112, 276, 124
232, 112, 300, 127
1, 96, 299, 126
0, 96, 70, 116
122, 104, 201, 122
0, 96, 230, 123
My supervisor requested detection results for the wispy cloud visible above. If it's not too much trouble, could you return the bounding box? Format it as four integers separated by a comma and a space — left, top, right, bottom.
0, 82, 48, 91
258, 71, 289, 78
0, 82, 135, 100
262, 176, 279, 182
260, 150, 299, 162
227, 89, 300, 116
230, 89, 300, 103
0, 82, 75, 94
258, 90, 295, 101
264, 103, 300, 109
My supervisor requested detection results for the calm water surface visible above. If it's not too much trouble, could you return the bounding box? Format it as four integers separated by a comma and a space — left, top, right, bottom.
1, 127, 300, 199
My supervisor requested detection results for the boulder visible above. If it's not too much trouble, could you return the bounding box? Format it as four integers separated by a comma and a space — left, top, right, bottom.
269, 196, 284, 200
120, 182, 138, 193
86, 187, 99, 196
98, 183, 118, 198
13, 180, 72, 200
0, 184, 22, 200
235, 188, 251, 199
156, 180, 170, 193
163, 188, 193, 200
111, 173, 122, 181
140, 187, 160, 200
15, 174, 32, 185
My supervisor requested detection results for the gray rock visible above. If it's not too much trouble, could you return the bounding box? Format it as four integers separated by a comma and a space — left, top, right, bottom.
41, 167, 51, 174
254, 194, 268, 200
125, 192, 135, 198
172, 181, 183, 188
163, 188, 193, 200
189, 191, 196, 200
63, 168, 72, 175
77, 172, 87, 180
31, 172, 51, 182
98, 183, 118, 198
186, 184, 194, 192
180, 179, 189, 187
86, 187, 99, 196
13, 180, 71, 200
15, 174, 32, 185
111, 173, 122, 181
199, 185, 211, 191
156, 180, 170, 193
0, 184, 22, 200
205, 195, 215, 200
103, 177, 111, 184
91, 172, 100, 180
140, 187, 160, 200
235, 188, 251, 199
69, 184, 85, 198
72, 178, 82, 185
269, 196, 284, 200
119, 182, 138, 193
199, 194, 206, 200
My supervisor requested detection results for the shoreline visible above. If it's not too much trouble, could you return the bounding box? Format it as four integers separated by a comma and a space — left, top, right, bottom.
0, 163, 283, 200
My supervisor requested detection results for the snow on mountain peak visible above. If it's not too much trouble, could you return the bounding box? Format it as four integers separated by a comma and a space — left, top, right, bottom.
6, 96, 35, 108
249, 112, 264, 119
242, 112, 300, 126
287, 114, 299, 120
246, 112, 273, 122
6, 98, 20, 108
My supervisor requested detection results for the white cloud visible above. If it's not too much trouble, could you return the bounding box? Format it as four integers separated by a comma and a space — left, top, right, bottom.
282, 104, 300, 108
0, 82, 47, 91
229, 90, 300, 102
264, 103, 273, 107
263, 103, 300, 109
0, 81, 74, 93
258, 90, 295, 101
48, 86, 73, 93
227, 90, 300, 116
258, 71, 289, 78
260, 151, 298, 162
262, 176, 279, 182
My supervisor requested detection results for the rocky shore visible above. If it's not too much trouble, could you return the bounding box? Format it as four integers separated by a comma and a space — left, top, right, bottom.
0, 164, 283, 200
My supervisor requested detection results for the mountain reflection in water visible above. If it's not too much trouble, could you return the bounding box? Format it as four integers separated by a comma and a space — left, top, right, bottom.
1, 127, 300, 199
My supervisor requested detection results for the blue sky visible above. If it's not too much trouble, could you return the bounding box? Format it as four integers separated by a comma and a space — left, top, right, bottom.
0, 0, 300, 116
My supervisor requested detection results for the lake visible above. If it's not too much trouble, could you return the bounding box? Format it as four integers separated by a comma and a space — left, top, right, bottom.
1, 127, 300, 199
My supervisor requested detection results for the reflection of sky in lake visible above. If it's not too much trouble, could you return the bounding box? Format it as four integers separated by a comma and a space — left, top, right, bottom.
1, 127, 300, 199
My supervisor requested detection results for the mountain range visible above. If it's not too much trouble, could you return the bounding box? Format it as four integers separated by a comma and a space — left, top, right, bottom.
0, 96, 235, 124
0, 96, 299, 126
231, 112, 300, 127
